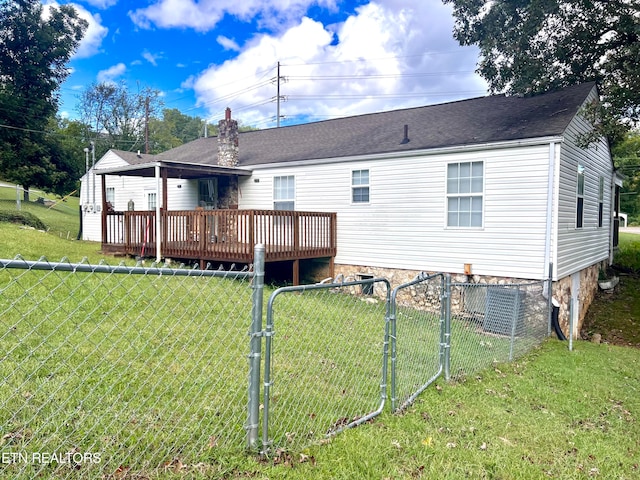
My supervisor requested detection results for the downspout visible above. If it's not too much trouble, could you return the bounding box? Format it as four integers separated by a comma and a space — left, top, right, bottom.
609, 174, 616, 265
155, 163, 162, 263
543, 142, 556, 290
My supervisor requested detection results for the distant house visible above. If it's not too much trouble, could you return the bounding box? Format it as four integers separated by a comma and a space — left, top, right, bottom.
80, 82, 623, 336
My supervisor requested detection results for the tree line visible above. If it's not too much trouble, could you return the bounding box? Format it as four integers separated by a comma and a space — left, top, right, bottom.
0, 1, 228, 201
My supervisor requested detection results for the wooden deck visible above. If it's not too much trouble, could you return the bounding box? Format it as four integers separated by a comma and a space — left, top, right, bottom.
102, 209, 337, 267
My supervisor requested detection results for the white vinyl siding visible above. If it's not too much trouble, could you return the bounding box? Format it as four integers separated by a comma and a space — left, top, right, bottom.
80, 152, 201, 241
555, 87, 613, 279
240, 143, 553, 280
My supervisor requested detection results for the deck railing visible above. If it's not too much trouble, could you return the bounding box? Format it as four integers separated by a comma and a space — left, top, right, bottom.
103, 209, 337, 263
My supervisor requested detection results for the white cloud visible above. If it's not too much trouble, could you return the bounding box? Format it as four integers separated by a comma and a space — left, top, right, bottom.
97, 63, 126, 83
189, 1, 488, 127
217, 36, 241, 52
142, 50, 162, 66
81, 0, 119, 8
129, 0, 337, 32
42, 2, 108, 59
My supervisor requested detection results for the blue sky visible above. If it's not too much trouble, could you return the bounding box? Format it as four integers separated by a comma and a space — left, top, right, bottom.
49, 0, 488, 129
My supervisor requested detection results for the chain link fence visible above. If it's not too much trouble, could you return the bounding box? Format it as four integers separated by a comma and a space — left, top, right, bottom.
257, 277, 391, 454
1, 249, 553, 469
389, 274, 551, 413
446, 279, 551, 383
0, 256, 253, 479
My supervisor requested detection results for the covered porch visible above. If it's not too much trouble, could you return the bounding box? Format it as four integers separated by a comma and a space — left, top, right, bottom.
96, 160, 336, 283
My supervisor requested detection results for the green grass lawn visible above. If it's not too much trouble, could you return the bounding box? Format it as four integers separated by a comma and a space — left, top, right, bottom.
0, 264, 254, 479
0, 183, 81, 239
582, 232, 640, 347
615, 232, 640, 272
254, 339, 639, 480
0, 223, 103, 262
1, 200, 639, 479
1, 180, 113, 263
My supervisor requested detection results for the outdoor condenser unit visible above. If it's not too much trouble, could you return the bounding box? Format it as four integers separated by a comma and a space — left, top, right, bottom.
483, 286, 525, 336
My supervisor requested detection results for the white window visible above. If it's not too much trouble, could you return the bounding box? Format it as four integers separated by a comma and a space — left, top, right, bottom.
273, 175, 295, 210
446, 161, 483, 227
106, 187, 115, 207
147, 192, 157, 210
576, 165, 585, 228
352, 169, 370, 203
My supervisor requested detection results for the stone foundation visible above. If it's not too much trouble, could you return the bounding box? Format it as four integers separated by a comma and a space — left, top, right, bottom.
334, 264, 539, 309
551, 261, 605, 338
334, 261, 605, 337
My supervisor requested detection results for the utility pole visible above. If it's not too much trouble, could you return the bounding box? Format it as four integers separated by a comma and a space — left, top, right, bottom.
277, 61, 281, 128
273, 62, 286, 127
144, 96, 150, 154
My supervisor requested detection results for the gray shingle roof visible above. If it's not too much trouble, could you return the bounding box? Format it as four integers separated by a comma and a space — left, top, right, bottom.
111, 82, 596, 170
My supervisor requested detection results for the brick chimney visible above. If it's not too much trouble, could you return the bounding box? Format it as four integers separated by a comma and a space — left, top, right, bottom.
217, 107, 239, 167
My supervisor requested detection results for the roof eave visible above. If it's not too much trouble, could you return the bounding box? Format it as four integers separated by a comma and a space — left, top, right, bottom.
246, 135, 567, 170
95, 160, 252, 178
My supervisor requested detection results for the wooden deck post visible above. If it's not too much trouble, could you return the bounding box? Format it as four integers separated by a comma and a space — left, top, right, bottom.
101, 177, 107, 245
293, 212, 300, 253
249, 210, 255, 250
293, 259, 300, 286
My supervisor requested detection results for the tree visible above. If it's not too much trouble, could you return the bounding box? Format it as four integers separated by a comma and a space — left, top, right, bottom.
613, 130, 640, 223
46, 117, 90, 196
147, 108, 216, 153
0, 0, 87, 200
77, 82, 163, 156
443, 0, 640, 145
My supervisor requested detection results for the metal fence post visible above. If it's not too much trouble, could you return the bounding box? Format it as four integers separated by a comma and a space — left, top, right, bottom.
389, 286, 397, 412
547, 263, 554, 336
443, 274, 451, 381
568, 297, 574, 352
508, 288, 520, 361
247, 244, 265, 450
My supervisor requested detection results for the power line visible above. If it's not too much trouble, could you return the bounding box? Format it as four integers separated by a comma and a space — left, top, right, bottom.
280, 50, 477, 67
286, 71, 475, 81
0, 122, 144, 146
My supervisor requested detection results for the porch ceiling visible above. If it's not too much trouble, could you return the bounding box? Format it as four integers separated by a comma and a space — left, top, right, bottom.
95, 160, 252, 179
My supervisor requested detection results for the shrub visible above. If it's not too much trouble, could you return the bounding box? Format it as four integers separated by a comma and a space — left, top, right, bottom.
0, 210, 47, 231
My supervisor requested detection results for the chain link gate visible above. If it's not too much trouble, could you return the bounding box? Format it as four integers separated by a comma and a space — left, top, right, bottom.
254, 276, 391, 454
390, 273, 447, 413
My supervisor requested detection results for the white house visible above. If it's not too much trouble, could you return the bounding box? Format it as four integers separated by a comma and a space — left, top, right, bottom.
80, 83, 623, 334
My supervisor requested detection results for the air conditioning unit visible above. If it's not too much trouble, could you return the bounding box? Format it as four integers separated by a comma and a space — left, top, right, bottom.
483, 286, 525, 336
